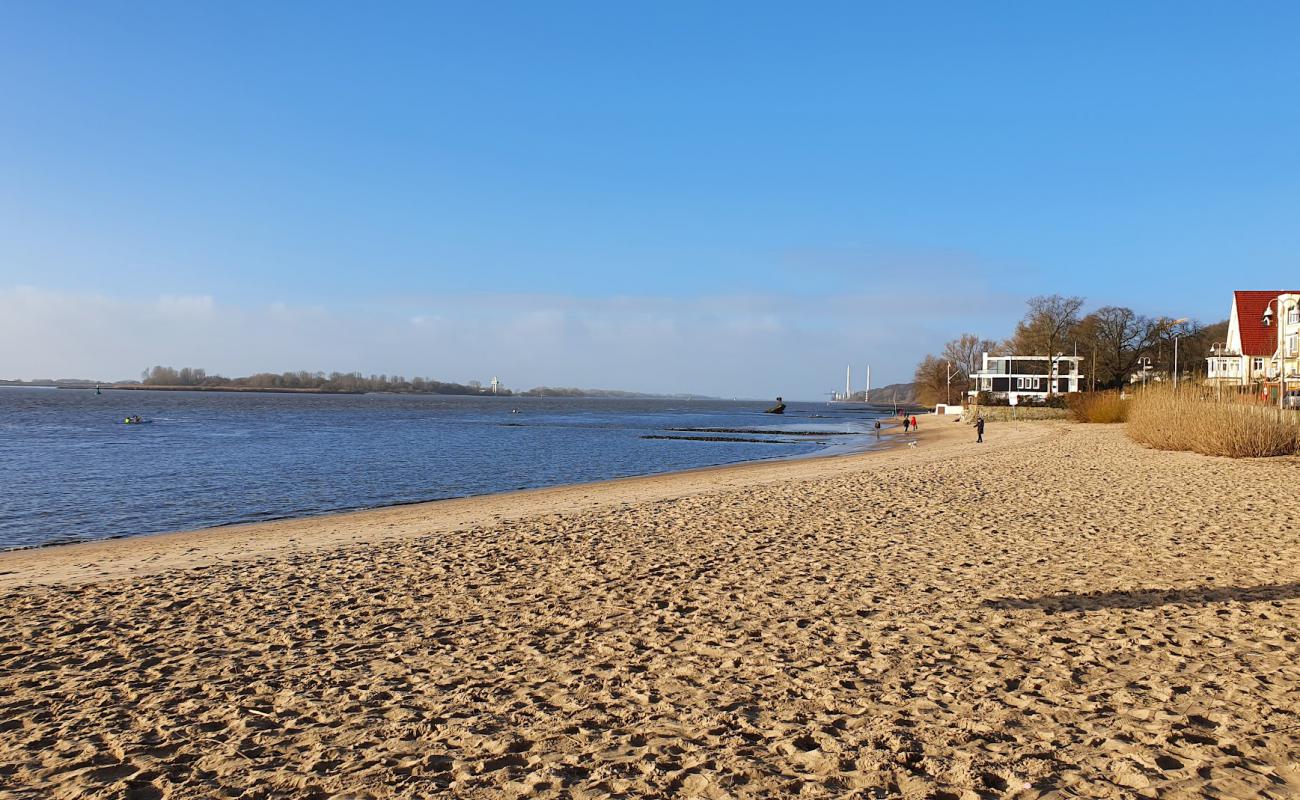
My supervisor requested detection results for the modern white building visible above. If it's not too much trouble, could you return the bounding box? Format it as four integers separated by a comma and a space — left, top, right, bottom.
967, 352, 1084, 404
1205, 291, 1300, 401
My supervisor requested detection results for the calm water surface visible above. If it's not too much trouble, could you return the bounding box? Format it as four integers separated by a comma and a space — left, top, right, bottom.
0, 387, 895, 549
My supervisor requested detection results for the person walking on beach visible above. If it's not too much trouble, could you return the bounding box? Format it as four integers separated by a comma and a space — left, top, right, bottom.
910, 415, 918, 431
976, 415, 985, 443
902, 416, 910, 433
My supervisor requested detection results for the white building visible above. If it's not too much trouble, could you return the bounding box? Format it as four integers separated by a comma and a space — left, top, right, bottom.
1205, 291, 1300, 401
968, 352, 1084, 404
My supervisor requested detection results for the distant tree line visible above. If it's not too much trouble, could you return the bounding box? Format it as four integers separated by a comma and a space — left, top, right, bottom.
913, 295, 1229, 405
138, 366, 513, 395
133, 368, 711, 398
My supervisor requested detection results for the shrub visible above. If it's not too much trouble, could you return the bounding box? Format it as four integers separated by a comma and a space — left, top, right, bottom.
1068, 391, 1128, 423
1127, 386, 1300, 457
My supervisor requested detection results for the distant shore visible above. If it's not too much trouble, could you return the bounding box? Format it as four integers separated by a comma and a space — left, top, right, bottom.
17, 383, 718, 399
58, 384, 366, 394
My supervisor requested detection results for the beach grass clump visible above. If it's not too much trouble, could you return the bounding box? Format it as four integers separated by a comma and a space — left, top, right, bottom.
1127, 387, 1300, 457
1067, 391, 1128, 423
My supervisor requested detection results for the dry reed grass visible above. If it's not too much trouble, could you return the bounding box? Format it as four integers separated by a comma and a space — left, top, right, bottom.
1127, 386, 1300, 457
1067, 391, 1128, 423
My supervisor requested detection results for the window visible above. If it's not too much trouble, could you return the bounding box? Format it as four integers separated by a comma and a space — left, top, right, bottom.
1288, 334, 1298, 357
1289, 308, 1299, 325
1254, 358, 1265, 372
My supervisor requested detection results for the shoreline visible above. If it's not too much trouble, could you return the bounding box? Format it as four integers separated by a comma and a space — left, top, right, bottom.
0, 417, 993, 588
2, 420, 901, 556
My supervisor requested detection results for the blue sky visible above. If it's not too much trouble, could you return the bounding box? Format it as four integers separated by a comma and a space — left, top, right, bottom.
3, 3, 1299, 396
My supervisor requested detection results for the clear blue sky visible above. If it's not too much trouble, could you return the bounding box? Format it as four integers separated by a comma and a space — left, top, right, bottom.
3, 2, 1298, 396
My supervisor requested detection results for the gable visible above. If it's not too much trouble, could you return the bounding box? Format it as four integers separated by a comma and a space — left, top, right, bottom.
1233, 290, 1300, 357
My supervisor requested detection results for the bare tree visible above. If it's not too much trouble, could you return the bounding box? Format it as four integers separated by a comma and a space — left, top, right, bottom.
1147, 317, 1202, 379
1076, 306, 1152, 389
912, 355, 950, 406
941, 333, 997, 379
1179, 319, 1229, 379
1011, 295, 1085, 394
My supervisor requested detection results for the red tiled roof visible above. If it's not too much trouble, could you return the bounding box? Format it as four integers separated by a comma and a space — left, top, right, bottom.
1235, 290, 1300, 356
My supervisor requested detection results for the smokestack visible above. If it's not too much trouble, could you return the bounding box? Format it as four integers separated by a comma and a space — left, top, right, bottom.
846, 365, 851, 400
866, 364, 871, 402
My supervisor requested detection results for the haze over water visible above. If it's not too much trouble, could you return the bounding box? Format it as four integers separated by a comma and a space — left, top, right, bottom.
0, 387, 893, 549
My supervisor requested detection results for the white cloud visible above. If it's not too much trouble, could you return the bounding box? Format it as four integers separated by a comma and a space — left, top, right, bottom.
155, 294, 215, 317
0, 284, 1018, 397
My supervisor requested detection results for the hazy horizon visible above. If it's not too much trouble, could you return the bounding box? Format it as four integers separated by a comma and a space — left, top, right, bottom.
4, 3, 1296, 397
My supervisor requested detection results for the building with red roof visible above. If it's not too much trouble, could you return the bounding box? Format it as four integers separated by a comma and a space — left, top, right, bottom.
1207, 291, 1300, 399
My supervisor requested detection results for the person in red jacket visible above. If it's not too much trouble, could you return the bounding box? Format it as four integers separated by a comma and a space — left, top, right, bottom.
910, 415, 918, 430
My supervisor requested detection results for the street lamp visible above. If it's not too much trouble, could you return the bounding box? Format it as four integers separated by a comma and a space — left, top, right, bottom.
944, 361, 959, 406
1169, 317, 1190, 390
1264, 297, 1297, 410
1138, 356, 1152, 389
1209, 342, 1226, 402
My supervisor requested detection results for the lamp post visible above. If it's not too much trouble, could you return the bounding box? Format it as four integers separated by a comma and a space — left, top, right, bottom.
1264, 297, 1296, 410
1209, 342, 1225, 402
1168, 317, 1189, 390
1138, 356, 1152, 390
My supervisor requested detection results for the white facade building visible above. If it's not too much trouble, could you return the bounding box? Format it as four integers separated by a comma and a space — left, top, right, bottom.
968, 353, 1084, 404
1205, 291, 1300, 401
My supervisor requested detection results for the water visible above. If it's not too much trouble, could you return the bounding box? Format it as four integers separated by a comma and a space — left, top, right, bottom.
0, 387, 897, 549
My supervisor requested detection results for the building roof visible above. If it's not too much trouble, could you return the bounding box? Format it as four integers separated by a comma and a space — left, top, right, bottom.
1234, 291, 1300, 356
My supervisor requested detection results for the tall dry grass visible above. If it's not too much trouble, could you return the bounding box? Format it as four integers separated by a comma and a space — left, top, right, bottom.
1067, 391, 1128, 423
1127, 386, 1300, 457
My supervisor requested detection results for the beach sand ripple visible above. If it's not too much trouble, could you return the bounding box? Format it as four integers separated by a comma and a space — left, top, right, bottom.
2, 425, 1299, 798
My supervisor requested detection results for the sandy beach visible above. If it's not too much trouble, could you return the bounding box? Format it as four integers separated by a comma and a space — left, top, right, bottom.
2, 421, 1299, 799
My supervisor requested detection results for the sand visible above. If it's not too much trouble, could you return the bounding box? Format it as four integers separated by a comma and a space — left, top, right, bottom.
2, 422, 1299, 799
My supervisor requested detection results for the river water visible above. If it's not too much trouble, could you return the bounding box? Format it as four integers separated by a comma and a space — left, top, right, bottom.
0, 387, 895, 549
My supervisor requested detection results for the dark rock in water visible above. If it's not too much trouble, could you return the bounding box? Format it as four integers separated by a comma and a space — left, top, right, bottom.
763, 396, 786, 415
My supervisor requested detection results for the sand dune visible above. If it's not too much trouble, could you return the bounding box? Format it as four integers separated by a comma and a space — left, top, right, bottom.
2, 423, 1299, 798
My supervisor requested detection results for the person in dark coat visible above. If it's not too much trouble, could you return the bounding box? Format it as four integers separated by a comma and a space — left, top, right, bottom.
902, 416, 910, 433
976, 415, 985, 443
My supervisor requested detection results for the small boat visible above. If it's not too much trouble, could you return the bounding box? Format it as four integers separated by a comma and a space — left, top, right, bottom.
119, 417, 153, 425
